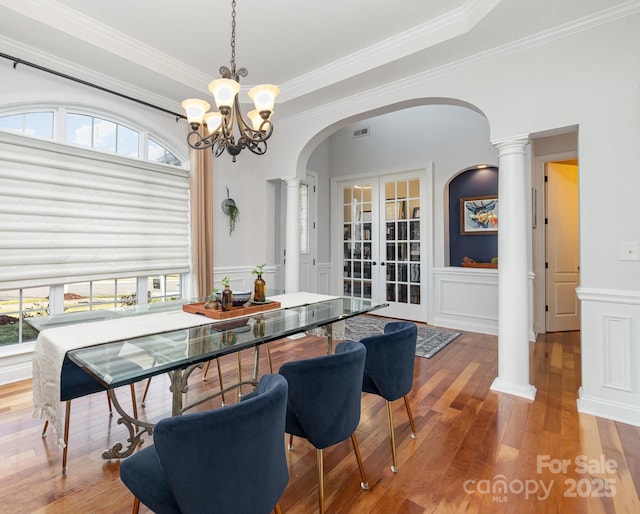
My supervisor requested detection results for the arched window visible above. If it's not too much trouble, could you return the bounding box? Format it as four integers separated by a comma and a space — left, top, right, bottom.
0, 107, 184, 167
0, 106, 189, 346
65, 113, 139, 156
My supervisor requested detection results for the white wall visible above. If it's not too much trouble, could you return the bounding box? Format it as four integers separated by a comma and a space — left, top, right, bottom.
308, 139, 332, 263
2, 9, 639, 424
262, 13, 640, 425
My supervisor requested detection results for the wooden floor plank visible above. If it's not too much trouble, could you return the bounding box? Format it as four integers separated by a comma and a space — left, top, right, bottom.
0, 328, 638, 513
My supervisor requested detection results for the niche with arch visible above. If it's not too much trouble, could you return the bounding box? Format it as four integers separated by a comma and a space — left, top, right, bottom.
448, 166, 498, 267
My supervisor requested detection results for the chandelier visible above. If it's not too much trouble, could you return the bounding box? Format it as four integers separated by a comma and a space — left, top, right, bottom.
181, 0, 279, 162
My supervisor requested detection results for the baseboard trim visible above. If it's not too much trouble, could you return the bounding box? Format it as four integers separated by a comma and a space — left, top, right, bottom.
577, 388, 640, 426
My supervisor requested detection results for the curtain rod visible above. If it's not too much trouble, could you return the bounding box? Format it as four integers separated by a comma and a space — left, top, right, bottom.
1, 52, 187, 121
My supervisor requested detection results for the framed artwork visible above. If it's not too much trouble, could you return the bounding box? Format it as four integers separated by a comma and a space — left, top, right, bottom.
412, 207, 420, 219
460, 195, 498, 235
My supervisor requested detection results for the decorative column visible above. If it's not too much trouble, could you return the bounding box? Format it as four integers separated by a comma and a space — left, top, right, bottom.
490, 136, 536, 400
285, 178, 301, 293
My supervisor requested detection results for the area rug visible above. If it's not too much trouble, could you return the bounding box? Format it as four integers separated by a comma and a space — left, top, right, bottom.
344, 315, 461, 359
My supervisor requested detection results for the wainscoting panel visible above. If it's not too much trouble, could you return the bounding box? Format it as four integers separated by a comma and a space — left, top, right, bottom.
577, 287, 640, 426
432, 267, 498, 335
603, 315, 632, 392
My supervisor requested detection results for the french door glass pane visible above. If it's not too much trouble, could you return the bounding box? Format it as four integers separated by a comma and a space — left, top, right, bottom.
342, 183, 373, 299
383, 178, 420, 305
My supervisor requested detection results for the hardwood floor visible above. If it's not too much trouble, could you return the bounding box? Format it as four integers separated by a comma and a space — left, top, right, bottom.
0, 327, 638, 513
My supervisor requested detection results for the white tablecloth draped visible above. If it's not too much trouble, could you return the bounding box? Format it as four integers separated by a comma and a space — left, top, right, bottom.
31, 310, 217, 447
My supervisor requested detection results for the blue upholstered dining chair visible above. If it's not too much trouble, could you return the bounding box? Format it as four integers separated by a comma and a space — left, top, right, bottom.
279, 340, 369, 514
119, 373, 289, 514
41, 354, 139, 474
359, 321, 418, 473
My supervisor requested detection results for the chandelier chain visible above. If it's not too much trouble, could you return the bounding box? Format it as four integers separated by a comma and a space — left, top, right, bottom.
230, 0, 237, 70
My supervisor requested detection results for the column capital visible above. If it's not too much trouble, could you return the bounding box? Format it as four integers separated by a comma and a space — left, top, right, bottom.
285, 177, 302, 187
491, 135, 530, 155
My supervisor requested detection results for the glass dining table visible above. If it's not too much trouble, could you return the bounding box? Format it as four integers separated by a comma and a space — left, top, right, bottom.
59, 295, 387, 459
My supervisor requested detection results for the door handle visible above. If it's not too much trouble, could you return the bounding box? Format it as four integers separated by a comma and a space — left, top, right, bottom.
372, 261, 377, 265
380, 262, 386, 266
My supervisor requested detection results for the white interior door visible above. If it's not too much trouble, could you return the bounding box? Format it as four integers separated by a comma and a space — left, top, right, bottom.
545, 162, 580, 332
339, 172, 426, 321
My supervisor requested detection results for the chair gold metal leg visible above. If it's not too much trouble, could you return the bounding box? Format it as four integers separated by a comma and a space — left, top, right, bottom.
62, 400, 71, 474
350, 433, 369, 490
216, 358, 226, 406
132, 496, 140, 514
237, 352, 243, 398
287, 433, 294, 451
141, 377, 152, 406
403, 395, 417, 439
316, 448, 325, 514
266, 343, 273, 373
202, 358, 226, 404
386, 400, 398, 473
41, 420, 48, 437
274, 502, 282, 514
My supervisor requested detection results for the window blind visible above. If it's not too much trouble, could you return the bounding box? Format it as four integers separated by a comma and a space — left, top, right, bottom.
0, 132, 190, 290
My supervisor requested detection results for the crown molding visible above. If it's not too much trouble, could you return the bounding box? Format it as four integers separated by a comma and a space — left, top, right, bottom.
279, 0, 502, 102
4, 0, 640, 119
1, 0, 209, 90
2, 0, 501, 103
280, 0, 640, 124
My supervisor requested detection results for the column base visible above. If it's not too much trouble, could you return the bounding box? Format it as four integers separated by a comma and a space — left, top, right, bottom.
490, 377, 536, 401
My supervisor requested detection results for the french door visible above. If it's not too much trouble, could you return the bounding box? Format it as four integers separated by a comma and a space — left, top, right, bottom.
339, 172, 425, 321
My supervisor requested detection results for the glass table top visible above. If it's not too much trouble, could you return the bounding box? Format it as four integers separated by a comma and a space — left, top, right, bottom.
67, 296, 386, 389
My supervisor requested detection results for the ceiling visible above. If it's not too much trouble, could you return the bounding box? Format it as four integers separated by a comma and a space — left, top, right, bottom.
0, 0, 634, 120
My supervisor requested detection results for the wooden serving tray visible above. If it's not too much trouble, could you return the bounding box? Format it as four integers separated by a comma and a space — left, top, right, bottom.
462, 262, 497, 269
182, 301, 281, 320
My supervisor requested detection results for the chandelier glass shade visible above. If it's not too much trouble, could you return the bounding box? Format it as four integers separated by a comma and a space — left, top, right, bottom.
182, 0, 279, 162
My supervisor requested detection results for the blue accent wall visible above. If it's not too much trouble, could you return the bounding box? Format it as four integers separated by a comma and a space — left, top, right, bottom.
449, 167, 498, 266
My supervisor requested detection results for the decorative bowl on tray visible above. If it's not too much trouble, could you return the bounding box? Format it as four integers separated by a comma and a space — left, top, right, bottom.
216, 290, 252, 307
